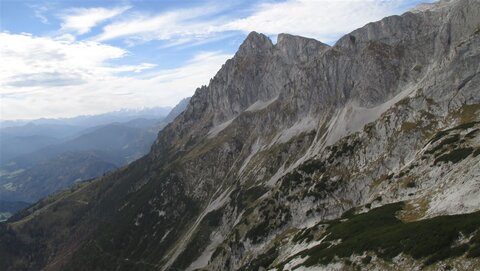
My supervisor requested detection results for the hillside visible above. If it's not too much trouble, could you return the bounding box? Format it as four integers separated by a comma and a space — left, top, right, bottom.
0, 201, 30, 222
1, 0, 479, 270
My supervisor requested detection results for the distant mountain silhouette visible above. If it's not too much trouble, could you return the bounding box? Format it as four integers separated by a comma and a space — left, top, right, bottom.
0, 101, 189, 203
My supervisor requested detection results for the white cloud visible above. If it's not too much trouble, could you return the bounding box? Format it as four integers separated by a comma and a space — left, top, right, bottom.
60, 6, 131, 35
94, 0, 412, 45
226, 0, 406, 43
0, 32, 230, 120
30, 4, 50, 24
93, 5, 225, 44
0, 32, 131, 85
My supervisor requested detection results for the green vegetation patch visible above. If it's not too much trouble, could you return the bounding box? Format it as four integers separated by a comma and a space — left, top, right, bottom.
427, 121, 478, 145
238, 246, 278, 271
293, 202, 480, 267
327, 140, 360, 163
292, 227, 317, 244
0, 223, 42, 270
425, 134, 461, 156
279, 171, 304, 192
229, 185, 268, 212
473, 148, 480, 157
405, 180, 416, 188
245, 202, 292, 243
298, 159, 326, 174
465, 128, 479, 139
434, 147, 474, 165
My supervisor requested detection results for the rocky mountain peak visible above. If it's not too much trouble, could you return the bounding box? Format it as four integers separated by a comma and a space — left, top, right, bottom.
410, 0, 457, 13
236, 31, 273, 57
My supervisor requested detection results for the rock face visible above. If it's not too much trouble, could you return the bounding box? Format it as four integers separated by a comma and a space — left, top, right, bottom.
1, 0, 480, 270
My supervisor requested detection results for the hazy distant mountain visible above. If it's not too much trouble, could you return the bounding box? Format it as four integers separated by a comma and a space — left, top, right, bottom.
0, 123, 85, 164
121, 118, 160, 129
0, 134, 60, 165
0, 106, 171, 129
0, 122, 147, 203
0, 107, 171, 164
0, 151, 117, 203
0, 200, 29, 222
0, 100, 190, 204
162, 97, 191, 123
38, 107, 172, 128
0, 123, 84, 138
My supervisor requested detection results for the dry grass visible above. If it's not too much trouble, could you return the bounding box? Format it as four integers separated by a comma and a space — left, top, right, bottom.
401, 122, 418, 133
399, 197, 430, 222
452, 104, 480, 124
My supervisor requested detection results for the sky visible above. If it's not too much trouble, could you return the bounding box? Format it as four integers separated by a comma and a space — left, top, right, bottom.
0, 0, 435, 120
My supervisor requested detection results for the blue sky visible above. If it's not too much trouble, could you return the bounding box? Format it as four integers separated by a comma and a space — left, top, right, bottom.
0, 0, 435, 120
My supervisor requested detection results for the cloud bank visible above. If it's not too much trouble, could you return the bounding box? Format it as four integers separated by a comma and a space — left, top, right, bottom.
0, 32, 229, 120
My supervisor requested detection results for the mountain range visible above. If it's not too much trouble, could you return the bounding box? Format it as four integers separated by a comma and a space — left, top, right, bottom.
1, 0, 479, 270
0, 99, 189, 207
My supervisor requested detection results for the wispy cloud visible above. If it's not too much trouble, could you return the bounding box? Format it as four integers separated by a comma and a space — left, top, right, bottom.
60, 6, 131, 35
0, 32, 229, 120
93, 0, 412, 45
93, 5, 225, 45
0, 32, 134, 86
30, 4, 51, 24
6, 72, 86, 87
225, 0, 406, 43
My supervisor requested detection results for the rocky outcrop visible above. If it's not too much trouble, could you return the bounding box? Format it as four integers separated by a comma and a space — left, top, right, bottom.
1, 0, 480, 270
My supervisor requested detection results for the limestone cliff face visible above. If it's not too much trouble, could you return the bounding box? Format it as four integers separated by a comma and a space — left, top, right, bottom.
2, 0, 480, 270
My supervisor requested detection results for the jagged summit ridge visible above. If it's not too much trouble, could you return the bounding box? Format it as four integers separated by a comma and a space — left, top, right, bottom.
276, 33, 329, 63
236, 31, 273, 57
182, 0, 478, 137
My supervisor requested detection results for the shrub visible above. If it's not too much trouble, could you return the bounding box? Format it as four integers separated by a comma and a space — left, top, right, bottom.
434, 147, 473, 165
362, 255, 372, 265
295, 202, 480, 267
406, 181, 416, 188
